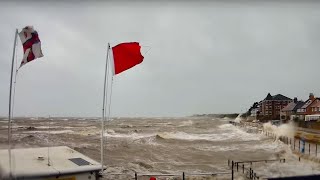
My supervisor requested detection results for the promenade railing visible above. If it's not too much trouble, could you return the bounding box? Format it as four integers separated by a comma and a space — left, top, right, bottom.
105, 171, 231, 180
228, 158, 286, 180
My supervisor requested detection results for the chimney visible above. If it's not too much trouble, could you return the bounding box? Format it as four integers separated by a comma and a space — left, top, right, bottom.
294, 97, 297, 103
309, 93, 315, 100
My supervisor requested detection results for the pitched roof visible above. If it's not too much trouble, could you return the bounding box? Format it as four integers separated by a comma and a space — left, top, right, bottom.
281, 102, 297, 111
272, 94, 292, 101
263, 93, 292, 101
293, 101, 305, 111
301, 99, 314, 109
264, 93, 273, 100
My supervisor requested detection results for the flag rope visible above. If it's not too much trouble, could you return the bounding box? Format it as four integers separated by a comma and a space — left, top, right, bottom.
106, 76, 114, 125
141, 45, 152, 56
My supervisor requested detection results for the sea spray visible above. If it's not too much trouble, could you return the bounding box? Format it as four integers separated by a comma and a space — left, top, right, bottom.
263, 121, 296, 139
234, 114, 243, 123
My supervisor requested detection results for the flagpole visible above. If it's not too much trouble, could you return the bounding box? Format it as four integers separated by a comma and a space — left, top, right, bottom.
8, 28, 18, 178
101, 43, 110, 173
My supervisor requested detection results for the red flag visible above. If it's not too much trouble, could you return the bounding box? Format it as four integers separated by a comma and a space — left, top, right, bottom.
111, 42, 144, 75
18, 26, 44, 67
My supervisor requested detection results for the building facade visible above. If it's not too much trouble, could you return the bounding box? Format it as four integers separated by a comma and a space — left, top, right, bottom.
310, 98, 320, 115
259, 93, 292, 120
297, 93, 318, 120
280, 97, 304, 121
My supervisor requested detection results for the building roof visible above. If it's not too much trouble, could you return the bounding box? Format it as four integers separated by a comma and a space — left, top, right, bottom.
301, 99, 316, 109
263, 93, 292, 101
281, 102, 297, 111
293, 101, 305, 111
0, 146, 101, 179
272, 94, 292, 101
282, 100, 304, 112
264, 93, 273, 100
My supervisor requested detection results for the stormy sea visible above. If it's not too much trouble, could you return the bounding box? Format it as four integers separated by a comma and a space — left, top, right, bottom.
1, 116, 320, 180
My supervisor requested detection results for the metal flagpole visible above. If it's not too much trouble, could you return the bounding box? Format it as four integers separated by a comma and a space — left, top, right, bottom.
101, 43, 110, 173
47, 115, 51, 166
8, 28, 18, 178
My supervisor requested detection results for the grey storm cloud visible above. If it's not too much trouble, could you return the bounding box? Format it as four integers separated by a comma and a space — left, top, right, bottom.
0, 1, 320, 117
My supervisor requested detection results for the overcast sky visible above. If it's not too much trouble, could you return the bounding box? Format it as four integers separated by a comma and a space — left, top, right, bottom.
0, 1, 320, 117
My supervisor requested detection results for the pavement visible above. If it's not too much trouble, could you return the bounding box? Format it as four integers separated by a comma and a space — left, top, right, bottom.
296, 127, 320, 143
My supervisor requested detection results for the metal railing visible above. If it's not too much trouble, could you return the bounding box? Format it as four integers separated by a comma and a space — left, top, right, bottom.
106, 171, 231, 180
228, 158, 286, 180
229, 121, 320, 179
230, 121, 320, 158
264, 131, 320, 158
135, 171, 231, 180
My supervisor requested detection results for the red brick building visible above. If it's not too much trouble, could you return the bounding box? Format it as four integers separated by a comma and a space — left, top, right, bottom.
310, 99, 320, 115
259, 93, 292, 120
297, 93, 319, 119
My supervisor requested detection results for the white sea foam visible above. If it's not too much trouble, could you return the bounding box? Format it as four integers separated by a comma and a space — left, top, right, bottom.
156, 127, 262, 142
218, 124, 234, 129
23, 130, 74, 134
178, 120, 193, 127
156, 132, 213, 141
222, 117, 230, 120
194, 145, 239, 152
35, 126, 70, 129
218, 124, 263, 140
107, 129, 115, 134
194, 139, 286, 153
105, 132, 154, 140
151, 122, 173, 127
